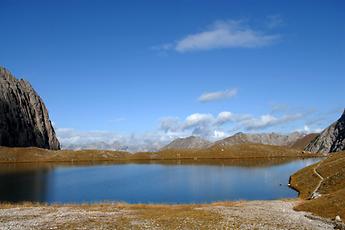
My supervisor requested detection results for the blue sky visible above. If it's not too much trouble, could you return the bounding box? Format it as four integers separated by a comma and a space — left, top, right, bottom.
1, 0, 344, 148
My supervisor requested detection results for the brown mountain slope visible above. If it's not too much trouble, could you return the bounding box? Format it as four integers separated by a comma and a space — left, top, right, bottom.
290, 133, 319, 150
133, 143, 321, 160
161, 136, 211, 150
213, 132, 305, 147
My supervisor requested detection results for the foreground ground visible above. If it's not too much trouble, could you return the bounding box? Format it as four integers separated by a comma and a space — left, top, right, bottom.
0, 200, 338, 230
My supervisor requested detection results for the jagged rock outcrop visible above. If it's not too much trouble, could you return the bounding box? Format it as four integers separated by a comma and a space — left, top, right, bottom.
305, 110, 345, 153
161, 136, 211, 150
214, 132, 305, 147
0, 67, 60, 150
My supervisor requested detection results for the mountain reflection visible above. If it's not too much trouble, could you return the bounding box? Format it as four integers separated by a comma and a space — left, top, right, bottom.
0, 167, 49, 202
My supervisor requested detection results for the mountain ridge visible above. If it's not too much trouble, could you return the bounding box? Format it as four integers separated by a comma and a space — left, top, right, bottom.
213, 132, 305, 148
161, 136, 211, 150
305, 109, 345, 153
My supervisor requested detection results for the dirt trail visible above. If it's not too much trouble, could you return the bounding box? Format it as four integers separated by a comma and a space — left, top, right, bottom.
310, 162, 324, 199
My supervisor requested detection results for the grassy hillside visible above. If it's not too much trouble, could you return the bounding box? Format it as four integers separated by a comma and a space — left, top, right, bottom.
0, 143, 322, 163
290, 133, 319, 150
133, 143, 319, 160
290, 151, 345, 219
0, 147, 129, 163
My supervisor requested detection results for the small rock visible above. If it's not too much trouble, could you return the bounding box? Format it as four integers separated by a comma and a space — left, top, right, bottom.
335, 215, 342, 222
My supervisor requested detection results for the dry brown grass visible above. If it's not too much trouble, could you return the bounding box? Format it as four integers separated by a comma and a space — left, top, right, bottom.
0, 144, 322, 164
0, 146, 129, 163
289, 163, 320, 199
290, 151, 345, 220
294, 188, 345, 220
131, 143, 320, 160
290, 133, 319, 150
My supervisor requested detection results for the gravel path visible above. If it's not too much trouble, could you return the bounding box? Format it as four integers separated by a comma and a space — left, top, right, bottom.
0, 200, 335, 230
204, 200, 334, 230
310, 162, 324, 199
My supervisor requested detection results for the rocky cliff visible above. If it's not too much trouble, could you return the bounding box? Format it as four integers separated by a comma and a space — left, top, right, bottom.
0, 67, 60, 150
161, 136, 211, 150
305, 110, 345, 153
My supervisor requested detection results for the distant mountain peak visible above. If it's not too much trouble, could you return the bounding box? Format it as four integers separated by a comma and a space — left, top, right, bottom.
161, 136, 211, 150
214, 132, 305, 147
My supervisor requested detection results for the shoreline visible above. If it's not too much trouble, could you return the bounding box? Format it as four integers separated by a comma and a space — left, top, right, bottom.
0, 145, 324, 164
0, 154, 323, 164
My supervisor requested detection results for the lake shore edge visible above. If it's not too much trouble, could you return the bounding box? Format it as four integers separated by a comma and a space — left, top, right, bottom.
0, 145, 324, 164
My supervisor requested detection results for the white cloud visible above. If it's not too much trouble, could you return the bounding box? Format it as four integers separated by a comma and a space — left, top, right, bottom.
213, 130, 226, 139
198, 88, 237, 102
295, 125, 323, 134
158, 111, 304, 138
159, 20, 280, 53
56, 128, 119, 144
215, 111, 235, 125
184, 113, 214, 129
160, 117, 181, 133
241, 113, 304, 130
56, 128, 177, 152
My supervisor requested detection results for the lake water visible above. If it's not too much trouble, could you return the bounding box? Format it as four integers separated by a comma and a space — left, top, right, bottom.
0, 158, 321, 204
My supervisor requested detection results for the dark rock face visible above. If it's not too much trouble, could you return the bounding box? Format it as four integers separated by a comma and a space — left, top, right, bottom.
0, 67, 60, 150
305, 110, 345, 153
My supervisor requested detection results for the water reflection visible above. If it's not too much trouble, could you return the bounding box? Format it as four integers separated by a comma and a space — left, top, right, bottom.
0, 158, 322, 204
0, 169, 49, 202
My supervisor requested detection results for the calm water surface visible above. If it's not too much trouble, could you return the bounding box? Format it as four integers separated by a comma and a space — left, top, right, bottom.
0, 158, 321, 204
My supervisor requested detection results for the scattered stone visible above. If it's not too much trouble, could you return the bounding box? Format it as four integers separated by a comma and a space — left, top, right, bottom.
336, 215, 342, 222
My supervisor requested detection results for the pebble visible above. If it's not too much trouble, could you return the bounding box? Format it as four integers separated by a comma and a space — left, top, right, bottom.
335, 215, 342, 222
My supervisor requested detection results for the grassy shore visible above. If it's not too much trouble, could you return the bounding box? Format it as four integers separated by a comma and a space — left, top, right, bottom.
290, 151, 345, 220
0, 143, 322, 164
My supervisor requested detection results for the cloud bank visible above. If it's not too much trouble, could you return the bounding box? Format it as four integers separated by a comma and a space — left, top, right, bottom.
159, 111, 304, 139
56, 109, 318, 152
